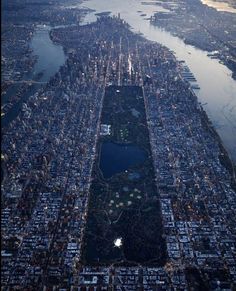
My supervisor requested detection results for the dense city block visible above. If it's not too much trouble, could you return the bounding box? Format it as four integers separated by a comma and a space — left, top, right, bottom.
82, 85, 166, 266
1, 10, 236, 291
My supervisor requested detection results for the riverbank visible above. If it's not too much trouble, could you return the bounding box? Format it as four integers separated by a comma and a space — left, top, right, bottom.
1, 0, 86, 128
200, 105, 236, 190
2, 14, 236, 289
1, 25, 66, 128
78, 0, 236, 164
2, 0, 236, 163
151, 0, 236, 80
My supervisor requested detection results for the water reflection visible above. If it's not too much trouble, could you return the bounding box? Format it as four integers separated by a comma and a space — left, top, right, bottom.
30, 25, 66, 82
99, 142, 147, 179
78, 0, 236, 162
2, 25, 66, 127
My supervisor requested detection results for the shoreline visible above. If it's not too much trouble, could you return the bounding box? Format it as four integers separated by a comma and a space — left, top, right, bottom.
150, 0, 236, 81
199, 104, 236, 189
2, 14, 236, 289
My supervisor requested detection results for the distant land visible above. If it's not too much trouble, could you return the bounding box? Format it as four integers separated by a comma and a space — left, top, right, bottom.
151, 0, 236, 79
1, 0, 236, 290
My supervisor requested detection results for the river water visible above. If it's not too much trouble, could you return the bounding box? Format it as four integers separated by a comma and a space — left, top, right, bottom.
4, 1, 235, 162
30, 25, 66, 82
2, 25, 66, 127
77, 0, 236, 163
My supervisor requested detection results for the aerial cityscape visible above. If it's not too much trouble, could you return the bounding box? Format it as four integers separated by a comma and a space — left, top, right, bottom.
1, 0, 236, 290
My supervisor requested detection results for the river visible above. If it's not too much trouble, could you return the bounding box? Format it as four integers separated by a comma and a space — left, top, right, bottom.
30, 25, 66, 82
3, 1, 236, 162
76, 0, 236, 163
2, 25, 66, 127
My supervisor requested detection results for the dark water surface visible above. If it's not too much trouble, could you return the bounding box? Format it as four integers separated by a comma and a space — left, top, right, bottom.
30, 25, 66, 83
100, 142, 147, 179
2, 25, 66, 127
78, 0, 236, 162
